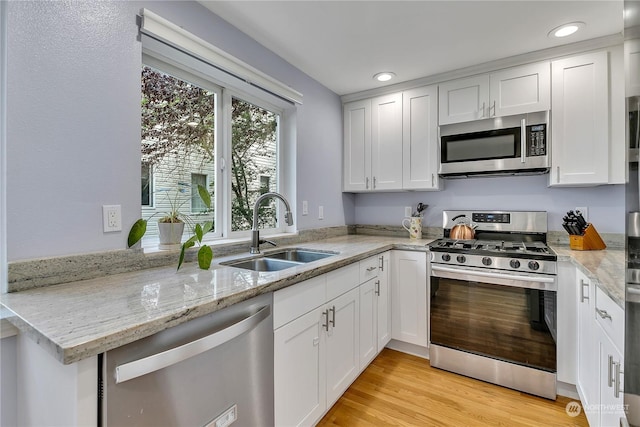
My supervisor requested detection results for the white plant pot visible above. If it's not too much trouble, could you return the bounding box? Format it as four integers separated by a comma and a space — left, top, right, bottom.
158, 222, 185, 250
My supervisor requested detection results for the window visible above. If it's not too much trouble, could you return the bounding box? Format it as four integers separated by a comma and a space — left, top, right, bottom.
139, 60, 286, 245
191, 173, 207, 213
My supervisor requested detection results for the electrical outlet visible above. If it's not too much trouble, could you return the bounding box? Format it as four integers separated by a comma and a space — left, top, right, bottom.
302, 200, 308, 215
103, 205, 122, 232
575, 206, 588, 221
405, 206, 412, 217
318, 206, 324, 220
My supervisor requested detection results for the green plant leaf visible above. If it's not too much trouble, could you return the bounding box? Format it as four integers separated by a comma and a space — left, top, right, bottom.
197, 184, 212, 209
178, 240, 196, 271
198, 245, 213, 270
202, 221, 213, 234
127, 219, 147, 248
195, 223, 203, 242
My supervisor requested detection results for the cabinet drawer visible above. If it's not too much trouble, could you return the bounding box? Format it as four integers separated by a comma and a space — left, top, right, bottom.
326, 263, 360, 301
274, 275, 326, 329
595, 287, 624, 352
359, 255, 380, 283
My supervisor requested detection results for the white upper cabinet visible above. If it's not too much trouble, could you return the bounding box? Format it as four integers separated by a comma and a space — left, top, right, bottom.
402, 85, 440, 190
371, 93, 404, 190
438, 61, 550, 125
550, 51, 609, 186
343, 99, 371, 192
438, 75, 489, 125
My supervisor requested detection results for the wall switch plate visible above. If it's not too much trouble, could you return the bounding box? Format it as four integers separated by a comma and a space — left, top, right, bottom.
302, 200, 308, 215
318, 206, 324, 220
103, 205, 122, 232
405, 206, 412, 217
575, 206, 588, 222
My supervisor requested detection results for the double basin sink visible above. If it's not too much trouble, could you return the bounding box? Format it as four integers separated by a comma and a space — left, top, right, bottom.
221, 248, 337, 272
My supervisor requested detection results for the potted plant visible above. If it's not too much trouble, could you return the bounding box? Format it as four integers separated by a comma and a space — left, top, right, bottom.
127, 184, 214, 270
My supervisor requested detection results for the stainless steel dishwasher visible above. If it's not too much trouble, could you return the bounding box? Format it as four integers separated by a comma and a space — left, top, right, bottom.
100, 292, 273, 427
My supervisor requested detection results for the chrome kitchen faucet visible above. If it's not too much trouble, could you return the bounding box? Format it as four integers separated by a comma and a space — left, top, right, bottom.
250, 192, 294, 254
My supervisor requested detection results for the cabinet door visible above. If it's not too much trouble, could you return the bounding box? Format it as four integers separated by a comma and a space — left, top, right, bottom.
626, 38, 640, 97
371, 93, 403, 190
274, 306, 326, 427
359, 278, 377, 370
391, 251, 428, 347
556, 262, 577, 385
489, 62, 550, 117
599, 329, 625, 427
377, 252, 391, 351
550, 51, 609, 186
576, 270, 599, 426
343, 99, 371, 191
402, 85, 440, 190
438, 75, 490, 125
325, 287, 360, 406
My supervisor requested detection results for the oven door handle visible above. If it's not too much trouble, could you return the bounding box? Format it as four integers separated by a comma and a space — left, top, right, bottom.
430, 265, 557, 291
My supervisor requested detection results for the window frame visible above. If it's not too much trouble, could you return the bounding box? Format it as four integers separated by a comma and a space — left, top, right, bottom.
140, 52, 293, 247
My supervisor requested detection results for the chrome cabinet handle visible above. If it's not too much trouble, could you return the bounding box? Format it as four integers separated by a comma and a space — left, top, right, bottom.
375, 280, 380, 296
329, 306, 336, 327
520, 118, 526, 163
491, 100, 496, 116
366, 266, 377, 272
115, 304, 270, 384
432, 173, 435, 187
608, 354, 614, 387
373, 176, 377, 189
322, 309, 330, 331
614, 360, 623, 398
596, 307, 612, 320
557, 166, 560, 184
479, 102, 486, 118
378, 255, 384, 271
579, 279, 589, 302
366, 177, 369, 189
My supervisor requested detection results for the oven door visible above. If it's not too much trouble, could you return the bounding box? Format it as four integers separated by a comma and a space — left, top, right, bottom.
430, 264, 557, 372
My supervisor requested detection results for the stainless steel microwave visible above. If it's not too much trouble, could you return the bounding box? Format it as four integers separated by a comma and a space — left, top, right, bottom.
439, 111, 550, 177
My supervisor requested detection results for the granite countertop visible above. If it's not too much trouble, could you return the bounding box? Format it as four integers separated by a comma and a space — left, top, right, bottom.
0, 235, 431, 365
552, 245, 625, 307
1, 234, 625, 366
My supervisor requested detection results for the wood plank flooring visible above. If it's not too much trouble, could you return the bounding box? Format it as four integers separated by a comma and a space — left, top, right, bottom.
317, 349, 589, 427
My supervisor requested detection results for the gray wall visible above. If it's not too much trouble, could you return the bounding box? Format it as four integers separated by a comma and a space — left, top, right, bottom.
5, 1, 345, 262
354, 175, 625, 234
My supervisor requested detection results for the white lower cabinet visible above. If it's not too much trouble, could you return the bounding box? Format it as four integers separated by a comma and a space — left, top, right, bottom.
274, 251, 395, 426
391, 251, 428, 347
576, 268, 626, 427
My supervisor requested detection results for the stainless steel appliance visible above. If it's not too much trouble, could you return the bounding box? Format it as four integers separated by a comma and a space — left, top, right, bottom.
439, 111, 549, 177
428, 210, 558, 399
100, 292, 274, 427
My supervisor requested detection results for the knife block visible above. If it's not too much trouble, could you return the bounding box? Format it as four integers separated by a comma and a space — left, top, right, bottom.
569, 223, 607, 250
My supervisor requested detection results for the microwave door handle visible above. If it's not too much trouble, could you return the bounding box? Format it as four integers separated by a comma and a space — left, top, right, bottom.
520, 118, 526, 163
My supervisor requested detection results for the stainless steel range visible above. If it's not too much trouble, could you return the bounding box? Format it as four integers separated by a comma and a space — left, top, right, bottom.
428, 210, 558, 400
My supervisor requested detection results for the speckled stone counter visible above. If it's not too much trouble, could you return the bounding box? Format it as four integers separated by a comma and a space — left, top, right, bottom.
0, 235, 432, 365
552, 245, 625, 307
2, 233, 625, 366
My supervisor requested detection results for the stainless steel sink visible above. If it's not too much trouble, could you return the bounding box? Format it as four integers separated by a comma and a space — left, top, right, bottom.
222, 257, 302, 272
222, 249, 337, 272
264, 249, 336, 263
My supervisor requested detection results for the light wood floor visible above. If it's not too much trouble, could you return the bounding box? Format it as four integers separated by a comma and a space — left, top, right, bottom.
317, 349, 589, 427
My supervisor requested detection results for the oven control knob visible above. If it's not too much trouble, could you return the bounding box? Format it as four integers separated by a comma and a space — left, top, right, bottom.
441, 254, 451, 262
456, 255, 466, 263
509, 259, 521, 269
528, 261, 540, 271
482, 257, 492, 266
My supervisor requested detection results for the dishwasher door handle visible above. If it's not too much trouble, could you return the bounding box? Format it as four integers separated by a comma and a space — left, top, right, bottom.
115, 304, 270, 384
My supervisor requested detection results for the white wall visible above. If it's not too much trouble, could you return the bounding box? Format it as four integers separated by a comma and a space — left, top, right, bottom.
5, 1, 346, 262
354, 175, 626, 234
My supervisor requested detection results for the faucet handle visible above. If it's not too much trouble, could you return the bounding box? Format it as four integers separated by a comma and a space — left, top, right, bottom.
284, 211, 294, 226
259, 239, 277, 247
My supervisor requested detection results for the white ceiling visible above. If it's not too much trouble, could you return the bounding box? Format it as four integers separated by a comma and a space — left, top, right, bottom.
200, 1, 623, 96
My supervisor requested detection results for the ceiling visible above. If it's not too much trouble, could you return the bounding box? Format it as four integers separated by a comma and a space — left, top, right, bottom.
200, 1, 624, 96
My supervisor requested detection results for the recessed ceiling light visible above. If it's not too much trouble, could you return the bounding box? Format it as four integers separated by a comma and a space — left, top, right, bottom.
373, 72, 395, 82
548, 22, 585, 38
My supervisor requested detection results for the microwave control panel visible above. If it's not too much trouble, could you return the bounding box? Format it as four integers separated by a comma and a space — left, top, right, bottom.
528, 124, 546, 156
